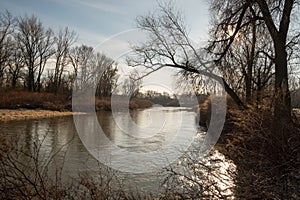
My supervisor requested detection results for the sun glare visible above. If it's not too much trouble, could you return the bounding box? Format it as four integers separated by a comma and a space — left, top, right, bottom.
227, 27, 240, 42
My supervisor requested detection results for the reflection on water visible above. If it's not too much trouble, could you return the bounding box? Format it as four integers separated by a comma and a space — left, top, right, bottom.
99, 107, 196, 152
0, 107, 235, 195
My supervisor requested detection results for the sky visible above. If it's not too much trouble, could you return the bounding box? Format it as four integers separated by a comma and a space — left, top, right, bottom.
1, 0, 211, 94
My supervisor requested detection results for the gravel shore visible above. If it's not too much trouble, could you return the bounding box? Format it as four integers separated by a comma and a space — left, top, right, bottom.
0, 109, 84, 122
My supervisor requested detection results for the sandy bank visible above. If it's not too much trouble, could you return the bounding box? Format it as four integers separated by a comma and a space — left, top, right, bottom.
0, 109, 84, 122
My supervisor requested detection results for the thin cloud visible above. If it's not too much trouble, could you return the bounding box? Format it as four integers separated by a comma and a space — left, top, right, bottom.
68, 0, 124, 14
73, 27, 109, 46
84, 2, 123, 14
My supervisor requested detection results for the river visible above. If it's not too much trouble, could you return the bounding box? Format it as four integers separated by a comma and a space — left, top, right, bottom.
0, 107, 235, 197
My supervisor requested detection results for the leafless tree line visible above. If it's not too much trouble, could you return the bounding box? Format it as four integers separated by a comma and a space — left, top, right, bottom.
0, 11, 119, 97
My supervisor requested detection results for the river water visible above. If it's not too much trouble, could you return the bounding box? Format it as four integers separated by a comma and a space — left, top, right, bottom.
0, 107, 235, 196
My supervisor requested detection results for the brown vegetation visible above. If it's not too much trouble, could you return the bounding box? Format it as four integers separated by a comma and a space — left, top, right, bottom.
0, 109, 76, 122
195, 95, 300, 198
213, 101, 300, 199
95, 97, 153, 111
198, 95, 238, 129
0, 91, 70, 111
0, 91, 153, 114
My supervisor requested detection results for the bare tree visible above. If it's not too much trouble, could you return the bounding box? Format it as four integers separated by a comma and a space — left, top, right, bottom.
0, 10, 15, 88
69, 45, 94, 90
208, 0, 299, 120
36, 28, 54, 92
127, 2, 245, 109
213, 15, 276, 102
69, 46, 81, 84
122, 70, 142, 97
17, 14, 54, 92
95, 53, 118, 97
7, 44, 25, 89
69, 45, 118, 96
52, 27, 76, 94
252, 35, 275, 101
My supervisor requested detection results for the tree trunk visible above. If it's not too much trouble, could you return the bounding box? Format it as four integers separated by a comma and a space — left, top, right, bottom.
245, 20, 256, 102
28, 67, 34, 92
223, 78, 246, 110
179, 65, 246, 110
11, 76, 17, 89
274, 39, 291, 122
256, 70, 262, 102
255, 0, 293, 122
245, 69, 252, 102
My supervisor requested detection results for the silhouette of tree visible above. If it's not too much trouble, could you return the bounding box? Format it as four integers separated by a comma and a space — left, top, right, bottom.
208, 0, 299, 120
17, 14, 54, 92
0, 10, 15, 88
127, 2, 245, 109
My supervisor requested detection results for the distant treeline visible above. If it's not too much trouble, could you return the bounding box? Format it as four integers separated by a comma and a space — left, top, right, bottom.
131, 90, 208, 107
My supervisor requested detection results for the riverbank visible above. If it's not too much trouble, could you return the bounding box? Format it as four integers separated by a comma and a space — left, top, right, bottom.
0, 91, 71, 111
0, 91, 154, 122
214, 104, 300, 199
0, 109, 84, 122
0, 91, 154, 112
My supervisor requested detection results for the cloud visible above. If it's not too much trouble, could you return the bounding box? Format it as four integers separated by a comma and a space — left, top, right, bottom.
83, 1, 123, 14
74, 28, 109, 46
66, 0, 124, 15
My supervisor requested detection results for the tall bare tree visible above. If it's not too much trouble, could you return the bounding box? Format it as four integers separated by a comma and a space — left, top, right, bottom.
69, 45, 94, 90
256, 0, 296, 120
213, 14, 275, 102
122, 70, 142, 97
208, 0, 299, 120
0, 10, 15, 88
69, 45, 118, 96
127, 3, 245, 109
7, 44, 25, 88
95, 53, 118, 97
36, 28, 54, 92
52, 27, 76, 94
17, 14, 54, 92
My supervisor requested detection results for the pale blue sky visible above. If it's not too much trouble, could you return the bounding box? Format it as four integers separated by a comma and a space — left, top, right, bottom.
1, 0, 211, 93
1, 0, 210, 46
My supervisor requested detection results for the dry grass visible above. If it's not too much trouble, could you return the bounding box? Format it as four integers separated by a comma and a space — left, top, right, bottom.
95, 97, 153, 111
215, 102, 300, 199
0, 91, 70, 111
0, 91, 154, 113
198, 95, 238, 129
198, 95, 300, 198
0, 109, 85, 122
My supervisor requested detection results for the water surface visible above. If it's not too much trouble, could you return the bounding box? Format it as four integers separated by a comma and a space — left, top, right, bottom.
0, 107, 234, 195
